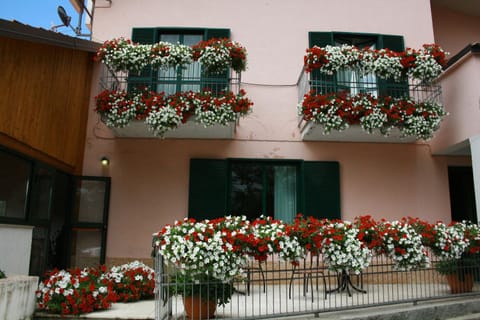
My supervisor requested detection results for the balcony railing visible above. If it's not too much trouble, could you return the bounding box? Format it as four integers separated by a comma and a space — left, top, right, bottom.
97, 65, 243, 139
297, 69, 443, 142
155, 252, 480, 320
100, 65, 241, 96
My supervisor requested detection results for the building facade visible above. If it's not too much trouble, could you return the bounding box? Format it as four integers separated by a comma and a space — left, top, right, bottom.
1, 0, 479, 275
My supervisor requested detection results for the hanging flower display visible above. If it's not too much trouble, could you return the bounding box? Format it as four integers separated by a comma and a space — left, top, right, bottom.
192, 38, 247, 74
377, 219, 430, 271
150, 42, 193, 69
95, 37, 247, 74
95, 89, 253, 137
304, 43, 448, 82
320, 220, 372, 274
298, 91, 447, 140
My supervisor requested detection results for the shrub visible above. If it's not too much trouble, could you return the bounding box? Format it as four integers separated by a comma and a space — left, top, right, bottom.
101, 260, 155, 302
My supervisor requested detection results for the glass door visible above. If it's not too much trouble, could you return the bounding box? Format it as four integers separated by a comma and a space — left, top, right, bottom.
69, 176, 110, 268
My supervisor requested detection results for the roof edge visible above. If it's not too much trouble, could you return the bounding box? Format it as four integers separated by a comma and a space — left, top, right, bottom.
444, 42, 480, 70
0, 19, 101, 53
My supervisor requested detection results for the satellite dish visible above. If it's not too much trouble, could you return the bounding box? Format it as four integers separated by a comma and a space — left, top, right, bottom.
57, 6, 72, 27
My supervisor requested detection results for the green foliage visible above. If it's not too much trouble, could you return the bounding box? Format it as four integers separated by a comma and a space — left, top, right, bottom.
435, 253, 480, 279
0, 269, 6, 279
166, 272, 234, 307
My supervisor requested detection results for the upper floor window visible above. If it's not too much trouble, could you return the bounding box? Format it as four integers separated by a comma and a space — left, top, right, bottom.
308, 32, 405, 97
130, 27, 232, 95
157, 33, 203, 94
335, 35, 378, 97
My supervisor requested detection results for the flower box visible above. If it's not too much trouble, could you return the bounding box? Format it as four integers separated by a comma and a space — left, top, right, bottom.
111, 118, 236, 139
300, 121, 416, 143
0, 275, 38, 320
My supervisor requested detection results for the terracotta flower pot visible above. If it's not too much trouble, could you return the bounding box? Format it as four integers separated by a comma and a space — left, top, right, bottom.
446, 273, 474, 294
183, 296, 217, 319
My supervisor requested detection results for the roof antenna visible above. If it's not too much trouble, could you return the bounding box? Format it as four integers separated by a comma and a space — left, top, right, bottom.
51, 4, 91, 38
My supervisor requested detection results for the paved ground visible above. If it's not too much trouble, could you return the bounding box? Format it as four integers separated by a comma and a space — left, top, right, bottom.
34, 300, 154, 319
34, 293, 480, 320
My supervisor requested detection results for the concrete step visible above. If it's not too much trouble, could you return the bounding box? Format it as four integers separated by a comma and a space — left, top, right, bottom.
286, 297, 480, 320
446, 313, 480, 320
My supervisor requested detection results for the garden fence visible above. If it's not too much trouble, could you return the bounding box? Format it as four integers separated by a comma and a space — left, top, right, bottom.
154, 252, 480, 320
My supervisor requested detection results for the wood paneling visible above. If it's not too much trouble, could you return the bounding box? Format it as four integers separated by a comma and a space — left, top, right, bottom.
0, 37, 94, 174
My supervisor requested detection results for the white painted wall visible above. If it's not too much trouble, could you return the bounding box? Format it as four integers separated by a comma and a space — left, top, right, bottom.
0, 225, 33, 276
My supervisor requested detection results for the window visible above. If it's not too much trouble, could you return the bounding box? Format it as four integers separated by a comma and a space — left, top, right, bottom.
335, 35, 378, 97
230, 161, 298, 222
157, 33, 203, 94
0, 147, 110, 276
0, 151, 31, 219
130, 28, 231, 95
188, 159, 340, 222
309, 32, 406, 97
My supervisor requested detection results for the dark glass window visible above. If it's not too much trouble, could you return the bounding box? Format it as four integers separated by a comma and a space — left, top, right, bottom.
29, 166, 54, 221
230, 162, 298, 223
0, 151, 31, 219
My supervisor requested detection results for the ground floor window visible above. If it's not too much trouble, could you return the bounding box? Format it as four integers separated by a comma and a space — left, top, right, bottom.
188, 158, 340, 222
0, 147, 110, 277
230, 161, 298, 222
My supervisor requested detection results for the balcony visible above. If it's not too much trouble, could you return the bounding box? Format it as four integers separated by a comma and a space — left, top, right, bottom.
94, 38, 251, 139
298, 44, 447, 143
98, 67, 243, 139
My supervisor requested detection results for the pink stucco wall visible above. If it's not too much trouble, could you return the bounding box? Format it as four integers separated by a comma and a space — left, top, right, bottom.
430, 54, 480, 154
85, 0, 472, 260
431, 4, 480, 57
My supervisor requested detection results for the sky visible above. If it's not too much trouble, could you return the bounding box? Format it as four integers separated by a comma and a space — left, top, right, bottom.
1, 0, 90, 38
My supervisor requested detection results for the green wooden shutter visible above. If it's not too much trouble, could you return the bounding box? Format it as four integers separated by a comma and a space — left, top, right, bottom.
129, 28, 157, 91
377, 34, 408, 98
308, 32, 335, 94
302, 161, 340, 220
202, 28, 231, 95
188, 159, 228, 221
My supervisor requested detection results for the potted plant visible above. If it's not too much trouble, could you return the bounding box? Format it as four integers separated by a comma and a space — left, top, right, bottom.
167, 273, 234, 319
154, 217, 248, 319
430, 221, 480, 294
435, 253, 479, 293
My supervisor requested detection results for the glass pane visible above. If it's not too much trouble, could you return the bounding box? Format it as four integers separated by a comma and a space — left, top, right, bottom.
0, 151, 30, 219
182, 61, 201, 81
160, 34, 179, 44
72, 180, 106, 223
48, 172, 70, 270
29, 167, 54, 220
29, 226, 48, 277
231, 163, 264, 221
157, 82, 177, 95
272, 166, 297, 223
183, 34, 202, 46
70, 229, 102, 268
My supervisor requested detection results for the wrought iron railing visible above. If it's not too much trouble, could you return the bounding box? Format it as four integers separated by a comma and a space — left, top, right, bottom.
297, 68, 442, 105
99, 65, 241, 95
154, 252, 480, 320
